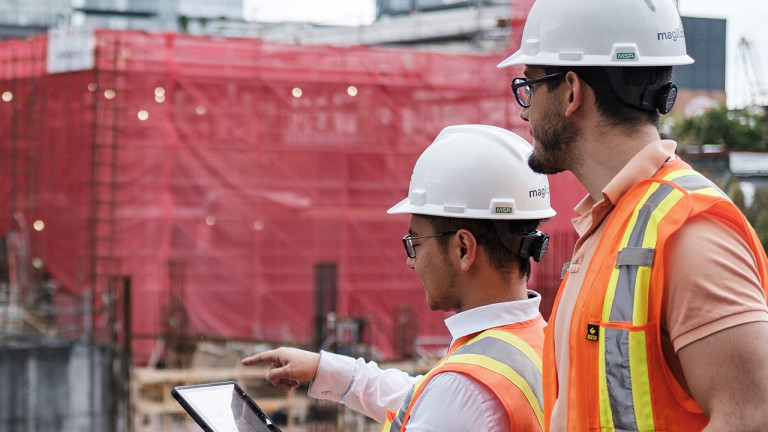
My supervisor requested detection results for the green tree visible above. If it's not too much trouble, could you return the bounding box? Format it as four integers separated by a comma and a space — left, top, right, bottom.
667, 107, 768, 251
725, 178, 768, 253
724, 174, 746, 210
668, 106, 765, 150
745, 185, 768, 252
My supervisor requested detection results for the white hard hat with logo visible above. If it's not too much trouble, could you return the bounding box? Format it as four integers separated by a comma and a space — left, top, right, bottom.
498, 0, 694, 68
387, 124, 556, 220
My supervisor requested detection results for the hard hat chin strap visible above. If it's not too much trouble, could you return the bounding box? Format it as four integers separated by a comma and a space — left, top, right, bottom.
604, 67, 678, 115
492, 220, 550, 263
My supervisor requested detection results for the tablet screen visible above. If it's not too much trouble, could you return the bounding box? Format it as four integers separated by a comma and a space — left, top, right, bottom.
172, 382, 281, 432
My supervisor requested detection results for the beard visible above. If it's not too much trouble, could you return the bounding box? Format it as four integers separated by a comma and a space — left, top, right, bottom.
528, 103, 580, 175
425, 255, 462, 312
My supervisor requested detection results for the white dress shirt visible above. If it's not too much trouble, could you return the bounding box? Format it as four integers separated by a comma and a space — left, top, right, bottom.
308, 292, 542, 431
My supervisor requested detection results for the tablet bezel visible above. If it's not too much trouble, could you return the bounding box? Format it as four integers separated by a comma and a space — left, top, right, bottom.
171, 381, 282, 432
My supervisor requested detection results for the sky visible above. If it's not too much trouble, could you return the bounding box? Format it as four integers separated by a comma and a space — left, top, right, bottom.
677, 0, 768, 108
243, 0, 768, 109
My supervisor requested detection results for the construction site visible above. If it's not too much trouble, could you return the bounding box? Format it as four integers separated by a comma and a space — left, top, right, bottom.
0, 1, 729, 431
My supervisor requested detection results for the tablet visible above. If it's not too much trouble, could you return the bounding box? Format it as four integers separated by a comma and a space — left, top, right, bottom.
171, 381, 282, 432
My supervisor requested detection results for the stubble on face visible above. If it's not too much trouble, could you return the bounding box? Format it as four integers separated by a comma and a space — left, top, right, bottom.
409, 216, 463, 313
527, 94, 580, 175
424, 251, 462, 312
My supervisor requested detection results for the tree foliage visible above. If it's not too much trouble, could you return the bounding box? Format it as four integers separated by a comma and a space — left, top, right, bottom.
743, 185, 768, 252
667, 106, 766, 150
667, 106, 768, 251
724, 174, 746, 209
724, 178, 768, 252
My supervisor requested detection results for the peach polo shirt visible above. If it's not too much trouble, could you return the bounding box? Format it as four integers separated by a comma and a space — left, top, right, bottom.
549, 140, 768, 431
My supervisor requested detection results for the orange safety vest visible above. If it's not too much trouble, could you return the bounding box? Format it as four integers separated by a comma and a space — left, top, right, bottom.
544, 160, 768, 431
382, 321, 545, 432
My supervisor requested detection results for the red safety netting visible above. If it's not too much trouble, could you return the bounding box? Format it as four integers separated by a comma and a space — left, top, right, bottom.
0, 27, 584, 363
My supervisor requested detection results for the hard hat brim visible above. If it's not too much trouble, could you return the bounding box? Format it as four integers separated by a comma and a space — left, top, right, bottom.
387, 198, 557, 220
497, 51, 695, 69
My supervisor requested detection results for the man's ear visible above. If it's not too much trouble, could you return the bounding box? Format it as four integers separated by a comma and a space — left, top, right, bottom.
564, 71, 587, 117
455, 229, 477, 271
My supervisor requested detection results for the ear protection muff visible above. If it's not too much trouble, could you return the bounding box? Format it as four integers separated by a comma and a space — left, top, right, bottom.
492, 221, 550, 262
651, 82, 678, 114
633, 81, 678, 114
604, 67, 678, 114
511, 231, 550, 262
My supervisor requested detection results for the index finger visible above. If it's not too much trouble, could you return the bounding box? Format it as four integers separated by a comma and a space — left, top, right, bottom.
241, 350, 278, 366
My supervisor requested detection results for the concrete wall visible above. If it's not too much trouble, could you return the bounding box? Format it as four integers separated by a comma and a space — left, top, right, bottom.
0, 341, 119, 432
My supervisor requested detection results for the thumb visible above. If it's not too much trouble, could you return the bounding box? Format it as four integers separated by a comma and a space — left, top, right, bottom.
265, 363, 293, 382
265, 364, 301, 391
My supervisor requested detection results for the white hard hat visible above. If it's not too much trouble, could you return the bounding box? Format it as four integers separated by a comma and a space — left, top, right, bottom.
498, 0, 694, 68
387, 124, 556, 220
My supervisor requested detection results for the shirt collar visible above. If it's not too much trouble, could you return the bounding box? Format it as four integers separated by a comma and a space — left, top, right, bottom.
573, 140, 677, 233
602, 139, 677, 206
443, 291, 542, 343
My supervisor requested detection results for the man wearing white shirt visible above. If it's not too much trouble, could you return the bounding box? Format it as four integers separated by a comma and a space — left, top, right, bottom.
243, 124, 556, 431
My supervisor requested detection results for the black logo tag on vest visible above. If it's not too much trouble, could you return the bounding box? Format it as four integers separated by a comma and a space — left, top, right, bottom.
586, 324, 599, 341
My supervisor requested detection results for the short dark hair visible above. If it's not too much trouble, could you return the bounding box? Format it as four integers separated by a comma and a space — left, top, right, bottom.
420, 215, 544, 280
544, 66, 673, 129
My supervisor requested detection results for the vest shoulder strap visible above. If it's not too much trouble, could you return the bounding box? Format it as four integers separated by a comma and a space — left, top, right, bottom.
384, 326, 544, 431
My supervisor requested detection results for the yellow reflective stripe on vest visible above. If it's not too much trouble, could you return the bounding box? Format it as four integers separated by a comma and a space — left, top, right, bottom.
384, 329, 543, 432
596, 169, 726, 431
453, 329, 544, 424
663, 169, 729, 199
385, 375, 427, 432
445, 353, 544, 429
382, 414, 394, 431
471, 329, 543, 371
598, 181, 685, 431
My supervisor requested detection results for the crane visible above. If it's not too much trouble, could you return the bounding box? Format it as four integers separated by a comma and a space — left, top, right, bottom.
737, 36, 768, 110
737, 36, 768, 149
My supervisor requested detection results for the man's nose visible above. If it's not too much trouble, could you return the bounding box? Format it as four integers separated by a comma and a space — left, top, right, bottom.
519, 106, 530, 122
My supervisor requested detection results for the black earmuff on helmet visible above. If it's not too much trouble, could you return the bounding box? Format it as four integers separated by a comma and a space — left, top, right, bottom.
651, 82, 678, 114
492, 221, 550, 262
604, 67, 678, 114
512, 231, 550, 262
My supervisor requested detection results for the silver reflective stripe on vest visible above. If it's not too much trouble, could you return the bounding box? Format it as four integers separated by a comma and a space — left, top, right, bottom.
609, 183, 674, 322
604, 183, 676, 430
670, 174, 728, 197
615, 247, 655, 267
387, 333, 541, 431
387, 388, 412, 431
602, 173, 715, 430
604, 327, 637, 430
452, 336, 543, 408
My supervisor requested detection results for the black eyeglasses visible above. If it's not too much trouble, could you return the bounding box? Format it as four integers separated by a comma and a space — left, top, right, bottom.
510, 72, 566, 108
401, 232, 456, 259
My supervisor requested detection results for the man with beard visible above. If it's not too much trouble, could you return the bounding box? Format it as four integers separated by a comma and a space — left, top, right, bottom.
497, 0, 768, 431
242, 124, 555, 431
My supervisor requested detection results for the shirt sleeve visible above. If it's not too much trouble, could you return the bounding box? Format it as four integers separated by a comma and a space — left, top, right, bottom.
664, 213, 768, 352
404, 372, 509, 432
307, 350, 418, 423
